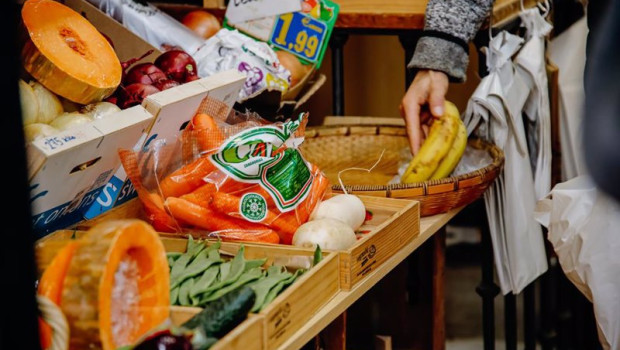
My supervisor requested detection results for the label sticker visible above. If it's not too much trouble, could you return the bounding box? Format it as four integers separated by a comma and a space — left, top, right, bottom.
240, 192, 268, 222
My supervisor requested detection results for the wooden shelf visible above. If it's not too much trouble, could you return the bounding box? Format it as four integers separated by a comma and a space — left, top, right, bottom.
276, 208, 463, 350
332, 0, 543, 30
156, 0, 544, 31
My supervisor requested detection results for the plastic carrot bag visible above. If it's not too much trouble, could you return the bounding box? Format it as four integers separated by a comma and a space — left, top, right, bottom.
119, 96, 330, 244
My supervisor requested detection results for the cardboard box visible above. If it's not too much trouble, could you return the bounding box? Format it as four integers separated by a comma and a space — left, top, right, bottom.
84, 70, 246, 219
24, 0, 164, 237
28, 106, 154, 237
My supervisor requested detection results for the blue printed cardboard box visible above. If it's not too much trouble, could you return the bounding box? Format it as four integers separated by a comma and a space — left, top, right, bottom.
27, 106, 154, 238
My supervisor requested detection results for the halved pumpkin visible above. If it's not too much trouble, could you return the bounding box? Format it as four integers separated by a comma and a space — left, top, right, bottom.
21, 0, 122, 104
37, 241, 78, 350
60, 220, 170, 350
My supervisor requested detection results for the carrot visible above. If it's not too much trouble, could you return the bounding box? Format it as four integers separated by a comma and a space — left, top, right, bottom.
164, 197, 280, 243
37, 241, 78, 350
141, 192, 178, 232
179, 183, 217, 207
210, 192, 299, 241
187, 113, 225, 152
159, 157, 215, 198
219, 177, 253, 194
297, 166, 330, 223
271, 168, 330, 244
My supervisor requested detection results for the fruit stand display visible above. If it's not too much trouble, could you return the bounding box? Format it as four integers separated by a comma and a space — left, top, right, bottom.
16, 0, 506, 349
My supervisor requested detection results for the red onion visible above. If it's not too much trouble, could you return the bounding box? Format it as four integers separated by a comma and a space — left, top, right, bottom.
104, 94, 118, 106
155, 50, 198, 83
153, 79, 181, 91
118, 83, 160, 109
184, 74, 200, 83
124, 63, 167, 86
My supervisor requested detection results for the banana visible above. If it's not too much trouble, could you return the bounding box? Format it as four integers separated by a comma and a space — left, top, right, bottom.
402, 101, 460, 183
430, 116, 467, 180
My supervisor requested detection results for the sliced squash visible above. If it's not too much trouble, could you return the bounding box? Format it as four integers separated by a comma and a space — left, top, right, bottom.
60, 220, 170, 350
37, 241, 78, 350
21, 0, 122, 104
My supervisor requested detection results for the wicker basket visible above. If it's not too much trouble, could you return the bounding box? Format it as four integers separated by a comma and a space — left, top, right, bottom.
300, 117, 504, 216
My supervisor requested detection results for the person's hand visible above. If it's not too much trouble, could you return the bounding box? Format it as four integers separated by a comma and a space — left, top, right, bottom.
400, 69, 449, 154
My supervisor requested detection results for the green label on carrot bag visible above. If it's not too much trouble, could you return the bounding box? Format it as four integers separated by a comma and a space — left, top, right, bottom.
240, 193, 268, 222
210, 116, 312, 212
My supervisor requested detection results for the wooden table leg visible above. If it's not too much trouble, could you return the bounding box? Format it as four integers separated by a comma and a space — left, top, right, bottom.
431, 227, 446, 350
320, 311, 347, 350
329, 31, 349, 116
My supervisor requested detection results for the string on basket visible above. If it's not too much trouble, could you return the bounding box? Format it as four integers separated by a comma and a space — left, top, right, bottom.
337, 149, 386, 195
38, 295, 70, 350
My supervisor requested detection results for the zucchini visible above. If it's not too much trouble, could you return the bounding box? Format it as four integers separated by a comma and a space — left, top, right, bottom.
182, 285, 256, 338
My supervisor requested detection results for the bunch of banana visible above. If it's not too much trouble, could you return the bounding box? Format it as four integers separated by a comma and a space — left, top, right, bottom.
402, 101, 468, 184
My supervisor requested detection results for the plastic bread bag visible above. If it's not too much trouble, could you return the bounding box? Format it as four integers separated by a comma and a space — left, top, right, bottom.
86, 0, 206, 54
119, 96, 330, 244
192, 29, 291, 100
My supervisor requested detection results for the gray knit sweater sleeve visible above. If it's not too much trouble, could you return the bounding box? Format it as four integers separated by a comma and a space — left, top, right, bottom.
407, 0, 495, 82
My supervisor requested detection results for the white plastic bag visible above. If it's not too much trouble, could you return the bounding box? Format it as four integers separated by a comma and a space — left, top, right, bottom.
89, 0, 206, 54
514, 8, 553, 200
464, 31, 548, 295
548, 16, 589, 181
535, 176, 620, 350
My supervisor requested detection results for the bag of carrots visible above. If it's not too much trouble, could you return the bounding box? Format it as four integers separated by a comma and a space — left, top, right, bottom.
119, 97, 330, 245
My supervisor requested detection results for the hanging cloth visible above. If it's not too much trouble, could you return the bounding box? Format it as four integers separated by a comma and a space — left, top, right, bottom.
514, 7, 554, 199
464, 30, 548, 295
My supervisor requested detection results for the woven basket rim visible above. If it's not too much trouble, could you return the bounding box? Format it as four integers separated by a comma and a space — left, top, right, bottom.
305, 123, 505, 193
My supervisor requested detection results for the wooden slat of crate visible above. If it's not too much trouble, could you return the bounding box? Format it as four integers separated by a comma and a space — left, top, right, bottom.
260, 249, 340, 349
72, 199, 145, 230
170, 307, 265, 350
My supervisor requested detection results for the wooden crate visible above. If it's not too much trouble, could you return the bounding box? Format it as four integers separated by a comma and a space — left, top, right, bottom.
35, 232, 340, 350
338, 196, 419, 289
72, 194, 420, 291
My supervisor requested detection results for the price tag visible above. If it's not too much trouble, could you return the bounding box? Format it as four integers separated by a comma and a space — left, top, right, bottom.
224, 0, 339, 67
225, 0, 301, 25
270, 12, 326, 63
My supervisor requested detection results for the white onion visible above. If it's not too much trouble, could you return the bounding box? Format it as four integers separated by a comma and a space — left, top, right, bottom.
30, 81, 63, 124
19, 79, 39, 125
50, 112, 93, 131
310, 194, 367, 230
24, 123, 59, 142
292, 218, 357, 251
60, 98, 82, 113
80, 102, 121, 120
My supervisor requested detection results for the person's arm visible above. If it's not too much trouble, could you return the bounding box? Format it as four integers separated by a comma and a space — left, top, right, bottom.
401, 0, 494, 154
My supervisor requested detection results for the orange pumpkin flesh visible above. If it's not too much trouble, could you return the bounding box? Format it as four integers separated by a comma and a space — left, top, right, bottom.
37, 241, 78, 350
61, 220, 170, 350
21, 0, 122, 104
